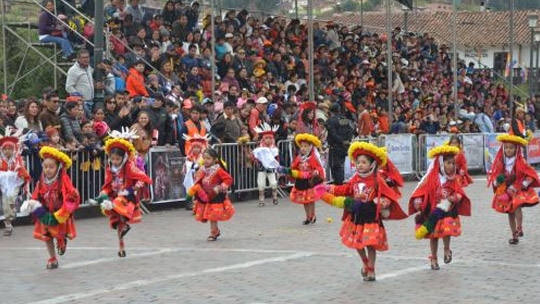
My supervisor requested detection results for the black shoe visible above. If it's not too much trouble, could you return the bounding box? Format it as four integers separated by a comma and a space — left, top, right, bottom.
509, 237, 519, 245
118, 250, 126, 257
302, 219, 310, 225
185, 201, 193, 211
443, 250, 452, 264
310, 217, 317, 224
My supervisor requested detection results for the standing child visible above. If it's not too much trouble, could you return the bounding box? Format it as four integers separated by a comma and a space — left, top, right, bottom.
409, 145, 471, 270
20, 146, 79, 269
487, 134, 539, 244
0, 128, 30, 236
320, 142, 407, 281
252, 123, 280, 206
278, 133, 325, 224
95, 128, 152, 257
182, 133, 209, 211
448, 135, 473, 187
186, 148, 234, 241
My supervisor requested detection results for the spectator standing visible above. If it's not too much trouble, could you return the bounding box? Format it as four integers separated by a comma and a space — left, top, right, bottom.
125, 0, 145, 24
213, 101, 243, 143
131, 110, 154, 159
180, 106, 207, 156
14, 99, 43, 132
326, 103, 354, 185
147, 95, 173, 146
39, 91, 62, 130
65, 49, 94, 114
249, 97, 268, 140
357, 102, 373, 137
60, 101, 85, 149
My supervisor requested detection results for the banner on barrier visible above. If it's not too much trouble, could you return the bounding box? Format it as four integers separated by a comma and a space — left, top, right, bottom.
385, 134, 414, 174
425, 135, 449, 168
484, 133, 502, 173
461, 134, 484, 169
527, 133, 540, 165
148, 147, 186, 204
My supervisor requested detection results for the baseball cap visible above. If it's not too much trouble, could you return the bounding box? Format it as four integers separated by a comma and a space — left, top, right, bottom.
256, 97, 268, 104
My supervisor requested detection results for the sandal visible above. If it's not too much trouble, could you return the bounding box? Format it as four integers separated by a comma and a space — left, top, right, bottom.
360, 257, 369, 278
3, 228, 12, 237
430, 256, 440, 270
57, 238, 67, 256
302, 218, 311, 225
517, 226, 524, 237
207, 230, 221, 241
363, 266, 376, 281
46, 257, 59, 269
443, 250, 452, 264
310, 216, 317, 224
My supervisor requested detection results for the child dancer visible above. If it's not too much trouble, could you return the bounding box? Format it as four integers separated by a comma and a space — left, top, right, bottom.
320, 142, 407, 281
186, 148, 234, 241
95, 128, 152, 257
448, 135, 473, 187
182, 133, 209, 211
278, 133, 325, 224
0, 127, 30, 236
20, 146, 79, 269
487, 134, 539, 244
409, 145, 471, 270
252, 123, 280, 207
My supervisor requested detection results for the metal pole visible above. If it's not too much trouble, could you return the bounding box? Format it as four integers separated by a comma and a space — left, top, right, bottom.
530, 29, 535, 98
534, 42, 540, 94
1, 0, 7, 94
211, 0, 216, 103
509, 0, 514, 115
360, 0, 364, 27
452, 0, 458, 118
404, 10, 408, 32
94, 0, 104, 65
295, 0, 298, 19
386, 0, 393, 124
308, 0, 314, 101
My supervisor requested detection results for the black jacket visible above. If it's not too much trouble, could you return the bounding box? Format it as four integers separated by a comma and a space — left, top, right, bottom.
326, 114, 354, 155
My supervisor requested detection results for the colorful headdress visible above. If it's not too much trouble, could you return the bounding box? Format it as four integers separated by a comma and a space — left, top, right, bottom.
496, 134, 528, 146
428, 145, 460, 159
104, 127, 138, 157
348, 141, 387, 167
253, 123, 279, 137
39, 146, 72, 169
295, 133, 322, 148
0, 126, 24, 149
182, 133, 210, 145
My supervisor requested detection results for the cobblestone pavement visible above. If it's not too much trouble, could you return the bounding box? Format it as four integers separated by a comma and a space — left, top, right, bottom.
2, 177, 540, 304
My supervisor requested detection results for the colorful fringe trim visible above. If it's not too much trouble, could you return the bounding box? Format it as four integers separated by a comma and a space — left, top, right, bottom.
415, 208, 444, 239
321, 192, 354, 210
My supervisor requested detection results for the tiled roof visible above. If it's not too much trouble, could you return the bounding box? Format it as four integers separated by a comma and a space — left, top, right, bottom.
334, 9, 540, 47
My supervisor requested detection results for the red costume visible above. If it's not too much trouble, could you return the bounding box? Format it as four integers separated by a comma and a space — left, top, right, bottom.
379, 158, 404, 198
191, 164, 235, 222
289, 147, 325, 204
487, 136, 540, 214
326, 173, 407, 251
409, 146, 471, 239
455, 151, 473, 187
101, 159, 152, 228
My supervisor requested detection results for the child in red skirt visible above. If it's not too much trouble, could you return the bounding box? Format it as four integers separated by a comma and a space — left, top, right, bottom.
20, 147, 79, 269
448, 135, 473, 187
95, 129, 152, 257
409, 145, 471, 270
278, 133, 325, 224
186, 148, 235, 241
487, 134, 540, 244
320, 142, 407, 281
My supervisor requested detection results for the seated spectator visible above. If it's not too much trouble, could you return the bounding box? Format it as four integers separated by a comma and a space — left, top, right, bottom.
38, 1, 74, 60
126, 60, 149, 97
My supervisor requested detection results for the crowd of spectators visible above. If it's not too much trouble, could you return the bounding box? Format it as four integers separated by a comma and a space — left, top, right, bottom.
6, 0, 540, 163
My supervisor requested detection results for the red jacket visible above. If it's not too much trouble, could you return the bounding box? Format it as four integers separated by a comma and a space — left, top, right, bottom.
126, 68, 149, 97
